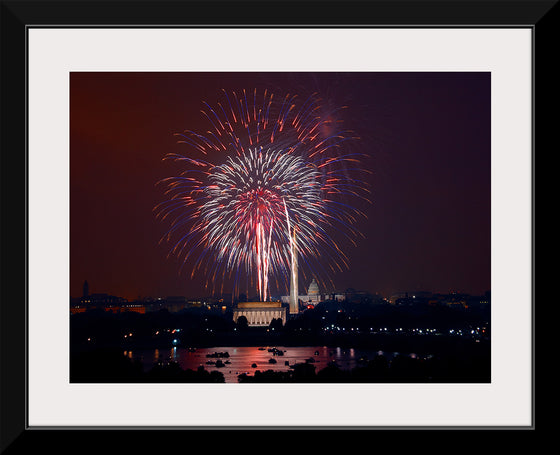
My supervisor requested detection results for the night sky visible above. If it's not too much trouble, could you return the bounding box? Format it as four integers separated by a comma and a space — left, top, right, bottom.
70, 72, 490, 301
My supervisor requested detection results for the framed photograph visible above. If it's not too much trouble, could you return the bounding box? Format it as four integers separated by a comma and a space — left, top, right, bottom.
1, 0, 550, 447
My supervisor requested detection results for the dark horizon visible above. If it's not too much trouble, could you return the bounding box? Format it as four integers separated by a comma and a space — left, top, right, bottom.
72, 282, 490, 302
70, 72, 490, 302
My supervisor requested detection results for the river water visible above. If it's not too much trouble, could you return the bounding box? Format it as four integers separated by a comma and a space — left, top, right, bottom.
125, 346, 403, 383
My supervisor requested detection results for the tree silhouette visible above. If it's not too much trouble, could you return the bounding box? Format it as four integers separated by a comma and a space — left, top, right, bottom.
268, 318, 283, 331
236, 315, 249, 331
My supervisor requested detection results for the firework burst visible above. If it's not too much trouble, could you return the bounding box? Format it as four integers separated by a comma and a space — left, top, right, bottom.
156, 89, 369, 300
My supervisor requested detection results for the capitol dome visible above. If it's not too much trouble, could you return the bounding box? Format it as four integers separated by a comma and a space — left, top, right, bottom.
308, 278, 319, 295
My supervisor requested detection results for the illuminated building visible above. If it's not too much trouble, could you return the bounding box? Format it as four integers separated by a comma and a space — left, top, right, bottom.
70, 306, 87, 315
232, 301, 287, 327
307, 278, 320, 299
70, 282, 145, 314
119, 303, 146, 314
281, 278, 323, 308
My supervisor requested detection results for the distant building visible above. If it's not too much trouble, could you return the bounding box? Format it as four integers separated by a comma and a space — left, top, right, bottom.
70, 285, 144, 314
308, 278, 319, 296
233, 301, 287, 327
120, 303, 146, 314
389, 292, 432, 305
281, 278, 325, 308
300, 278, 321, 306
465, 294, 491, 310
163, 296, 188, 313
327, 293, 346, 302
70, 305, 87, 315
80, 293, 128, 307
388, 293, 408, 304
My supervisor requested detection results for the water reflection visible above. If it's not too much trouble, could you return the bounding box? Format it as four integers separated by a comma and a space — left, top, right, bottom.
128, 346, 399, 383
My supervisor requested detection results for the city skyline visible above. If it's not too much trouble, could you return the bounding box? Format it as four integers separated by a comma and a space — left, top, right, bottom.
74, 277, 489, 302
70, 72, 490, 301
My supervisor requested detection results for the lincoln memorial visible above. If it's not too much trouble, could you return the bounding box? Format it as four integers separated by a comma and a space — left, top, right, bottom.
232, 301, 287, 327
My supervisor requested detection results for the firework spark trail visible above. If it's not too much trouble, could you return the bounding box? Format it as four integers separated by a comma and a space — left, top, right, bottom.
155, 89, 370, 300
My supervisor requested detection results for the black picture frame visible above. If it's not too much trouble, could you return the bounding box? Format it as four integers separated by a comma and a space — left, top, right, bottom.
1, 0, 551, 450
